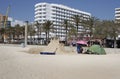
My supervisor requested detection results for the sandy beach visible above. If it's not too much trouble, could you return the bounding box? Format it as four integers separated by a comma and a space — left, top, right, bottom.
0, 44, 120, 79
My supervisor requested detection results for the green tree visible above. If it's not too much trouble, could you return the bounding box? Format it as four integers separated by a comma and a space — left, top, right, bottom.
14, 24, 21, 40
5, 26, 15, 43
43, 20, 53, 44
0, 26, 14, 43
63, 19, 70, 45
82, 17, 99, 40
95, 20, 120, 48
34, 21, 42, 44
103, 20, 119, 48
13, 24, 25, 43
0, 28, 5, 42
28, 24, 35, 45
68, 24, 77, 39
92, 20, 105, 39
71, 15, 83, 39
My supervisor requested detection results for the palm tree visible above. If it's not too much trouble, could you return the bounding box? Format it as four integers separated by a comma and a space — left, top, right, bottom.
0, 28, 5, 42
43, 20, 53, 44
14, 24, 21, 40
10, 26, 17, 43
91, 20, 119, 48
63, 19, 69, 45
111, 21, 119, 48
0, 26, 13, 43
4, 26, 13, 43
115, 19, 120, 23
83, 17, 99, 39
90, 20, 105, 39
71, 15, 83, 39
82, 16, 99, 46
13, 24, 25, 43
3, 26, 16, 43
102, 20, 119, 48
27, 24, 35, 45
68, 24, 77, 39
20, 26, 25, 39
34, 21, 42, 44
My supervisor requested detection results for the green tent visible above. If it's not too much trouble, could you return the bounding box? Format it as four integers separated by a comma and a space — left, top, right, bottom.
87, 45, 106, 55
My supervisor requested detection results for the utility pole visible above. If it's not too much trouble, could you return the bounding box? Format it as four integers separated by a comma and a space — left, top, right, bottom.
24, 21, 28, 47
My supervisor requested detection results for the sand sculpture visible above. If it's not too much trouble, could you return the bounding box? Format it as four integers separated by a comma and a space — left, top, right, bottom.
28, 38, 76, 54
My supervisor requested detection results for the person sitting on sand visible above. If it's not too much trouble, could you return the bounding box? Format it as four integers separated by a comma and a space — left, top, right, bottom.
77, 44, 83, 54
80, 47, 83, 53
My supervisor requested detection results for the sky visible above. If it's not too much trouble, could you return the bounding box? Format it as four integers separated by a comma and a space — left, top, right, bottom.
0, 0, 120, 22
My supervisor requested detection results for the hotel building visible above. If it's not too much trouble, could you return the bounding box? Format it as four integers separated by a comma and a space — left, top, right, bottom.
115, 8, 120, 22
115, 8, 120, 39
34, 2, 91, 38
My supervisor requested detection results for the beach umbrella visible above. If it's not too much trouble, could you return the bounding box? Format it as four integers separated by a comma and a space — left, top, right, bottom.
87, 45, 106, 55
76, 40, 87, 45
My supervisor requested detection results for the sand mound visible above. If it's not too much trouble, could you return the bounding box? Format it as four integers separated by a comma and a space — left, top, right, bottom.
28, 47, 43, 54
28, 38, 76, 54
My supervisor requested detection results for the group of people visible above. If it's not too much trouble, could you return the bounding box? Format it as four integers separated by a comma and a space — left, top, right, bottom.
76, 40, 102, 54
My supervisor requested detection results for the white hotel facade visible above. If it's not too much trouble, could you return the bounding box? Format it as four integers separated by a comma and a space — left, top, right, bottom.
115, 8, 120, 39
34, 2, 91, 38
115, 8, 120, 21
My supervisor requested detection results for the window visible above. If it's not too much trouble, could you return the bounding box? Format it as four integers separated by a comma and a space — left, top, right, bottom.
52, 6, 56, 8
43, 8, 46, 11
39, 20, 42, 22
39, 5, 42, 7
43, 5, 46, 7
116, 9, 120, 11
116, 16, 120, 18
116, 12, 120, 15
39, 16, 42, 18
39, 9, 42, 11
43, 16, 46, 18
43, 12, 46, 14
